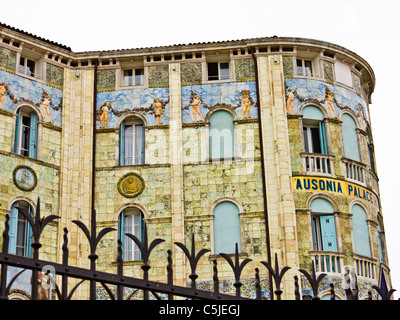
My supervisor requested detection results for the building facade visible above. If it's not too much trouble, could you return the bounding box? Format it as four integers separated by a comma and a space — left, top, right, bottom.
0, 23, 391, 300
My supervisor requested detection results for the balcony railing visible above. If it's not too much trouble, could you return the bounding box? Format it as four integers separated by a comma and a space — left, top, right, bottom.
354, 255, 377, 280
301, 153, 335, 176
310, 251, 344, 275
342, 158, 365, 184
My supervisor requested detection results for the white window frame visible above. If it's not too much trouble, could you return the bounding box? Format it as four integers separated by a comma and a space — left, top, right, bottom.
18, 111, 31, 157
122, 68, 145, 87
124, 118, 145, 165
206, 61, 230, 81
302, 122, 321, 154
296, 58, 313, 77
123, 208, 142, 261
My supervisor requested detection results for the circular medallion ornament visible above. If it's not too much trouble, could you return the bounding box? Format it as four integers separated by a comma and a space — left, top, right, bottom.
13, 166, 37, 192
118, 172, 145, 198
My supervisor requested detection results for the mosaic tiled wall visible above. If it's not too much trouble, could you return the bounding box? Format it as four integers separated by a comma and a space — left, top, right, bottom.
96, 87, 170, 128
285, 78, 369, 129
0, 70, 63, 127
0, 47, 16, 72
181, 82, 258, 123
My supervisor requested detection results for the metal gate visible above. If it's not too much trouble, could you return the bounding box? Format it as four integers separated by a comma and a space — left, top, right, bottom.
0, 198, 395, 300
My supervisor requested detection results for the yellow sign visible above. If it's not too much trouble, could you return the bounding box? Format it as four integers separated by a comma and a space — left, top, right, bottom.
293, 176, 379, 209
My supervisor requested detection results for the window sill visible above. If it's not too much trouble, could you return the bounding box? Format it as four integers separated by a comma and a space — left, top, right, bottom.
203, 157, 244, 164
203, 79, 234, 85
208, 253, 248, 262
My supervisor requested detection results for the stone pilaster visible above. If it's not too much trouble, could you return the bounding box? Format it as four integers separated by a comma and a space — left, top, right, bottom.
257, 55, 299, 299
58, 68, 95, 299
168, 63, 186, 287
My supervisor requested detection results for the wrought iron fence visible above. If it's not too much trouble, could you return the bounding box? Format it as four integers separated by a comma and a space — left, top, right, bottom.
0, 198, 396, 300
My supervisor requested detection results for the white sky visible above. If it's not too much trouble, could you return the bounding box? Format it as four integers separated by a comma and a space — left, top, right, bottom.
1, 0, 399, 299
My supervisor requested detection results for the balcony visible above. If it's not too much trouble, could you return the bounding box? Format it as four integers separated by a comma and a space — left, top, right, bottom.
354, 255, 377, 281
342, 158, 365, 184
301, 153, 335, 176
310, 251, 344, 276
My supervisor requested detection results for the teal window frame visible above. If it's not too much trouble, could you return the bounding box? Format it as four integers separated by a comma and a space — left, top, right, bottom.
9, 201, 33, 257
14, 108, 38, 159
118, 209, 145, 261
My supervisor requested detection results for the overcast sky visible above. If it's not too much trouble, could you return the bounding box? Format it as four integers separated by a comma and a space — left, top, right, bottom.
1, 0, 399, 299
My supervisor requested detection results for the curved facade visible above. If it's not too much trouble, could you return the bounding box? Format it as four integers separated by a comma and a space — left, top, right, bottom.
0, 23, 390, 300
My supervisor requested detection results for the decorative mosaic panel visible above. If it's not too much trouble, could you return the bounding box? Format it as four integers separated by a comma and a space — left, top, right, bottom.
235, 59, 255, 81
323, 60, 335, 83
97, 69, 116, 91
0, 70, 63, 127
181, 82, 258, 123
96, 87, 170, 128
181, 62, 202, 85
148, 65, 169, 87
284, 78, 369, 129
283, 56, 294, 77
300, 275, 378, 300
95, 278, 270, 300
46, 63, 64, 88
0, 47, 16, 72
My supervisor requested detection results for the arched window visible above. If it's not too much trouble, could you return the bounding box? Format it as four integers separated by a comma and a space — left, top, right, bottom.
341, 113, 360, 162
118, 208, 145, 261
302, 106, 327, 155
351, 204, 371, 258
213, 201, 241, 254
310, 198, 337, 252
119, 116, 145, 165
9, 200, 33, 257
301, 105, 330, 174
209, 110, 235, 160
14, 106, 38, 159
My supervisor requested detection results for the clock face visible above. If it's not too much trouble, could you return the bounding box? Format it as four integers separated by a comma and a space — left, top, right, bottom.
13, 166, 37, 192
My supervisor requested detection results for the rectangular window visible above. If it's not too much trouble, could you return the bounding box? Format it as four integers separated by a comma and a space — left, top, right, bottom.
123, 68, 144, 86
123, 122, 145, 165
19, 115, 31, 157
16, 211, 28, 256
207, 62, 230, 81
303, 126, 321, 153
296, 59, 312, 77
135, 69, 144, 86
123, 214, 142, 261
19, 57, 36, 77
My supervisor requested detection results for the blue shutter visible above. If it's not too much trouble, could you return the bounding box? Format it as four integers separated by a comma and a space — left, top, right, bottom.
118, 211, 125, 260
319, 122, 327, 155
213, 202, 241, 254
119, 122, 125, 165
209, 111, 235, 159
351, 205, 371, 257
14, 108, 21, 153
29, 111, 38, 159
25, 206, 33, 257
320, 215, 338, 252
8, 202, 18, 254
342, 114, 360, 162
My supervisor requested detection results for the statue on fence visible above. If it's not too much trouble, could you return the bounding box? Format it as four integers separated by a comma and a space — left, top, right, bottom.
344, 267, 358, 300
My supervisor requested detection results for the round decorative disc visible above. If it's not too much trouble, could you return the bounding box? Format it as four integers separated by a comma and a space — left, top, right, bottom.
117, 172, 145, 198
